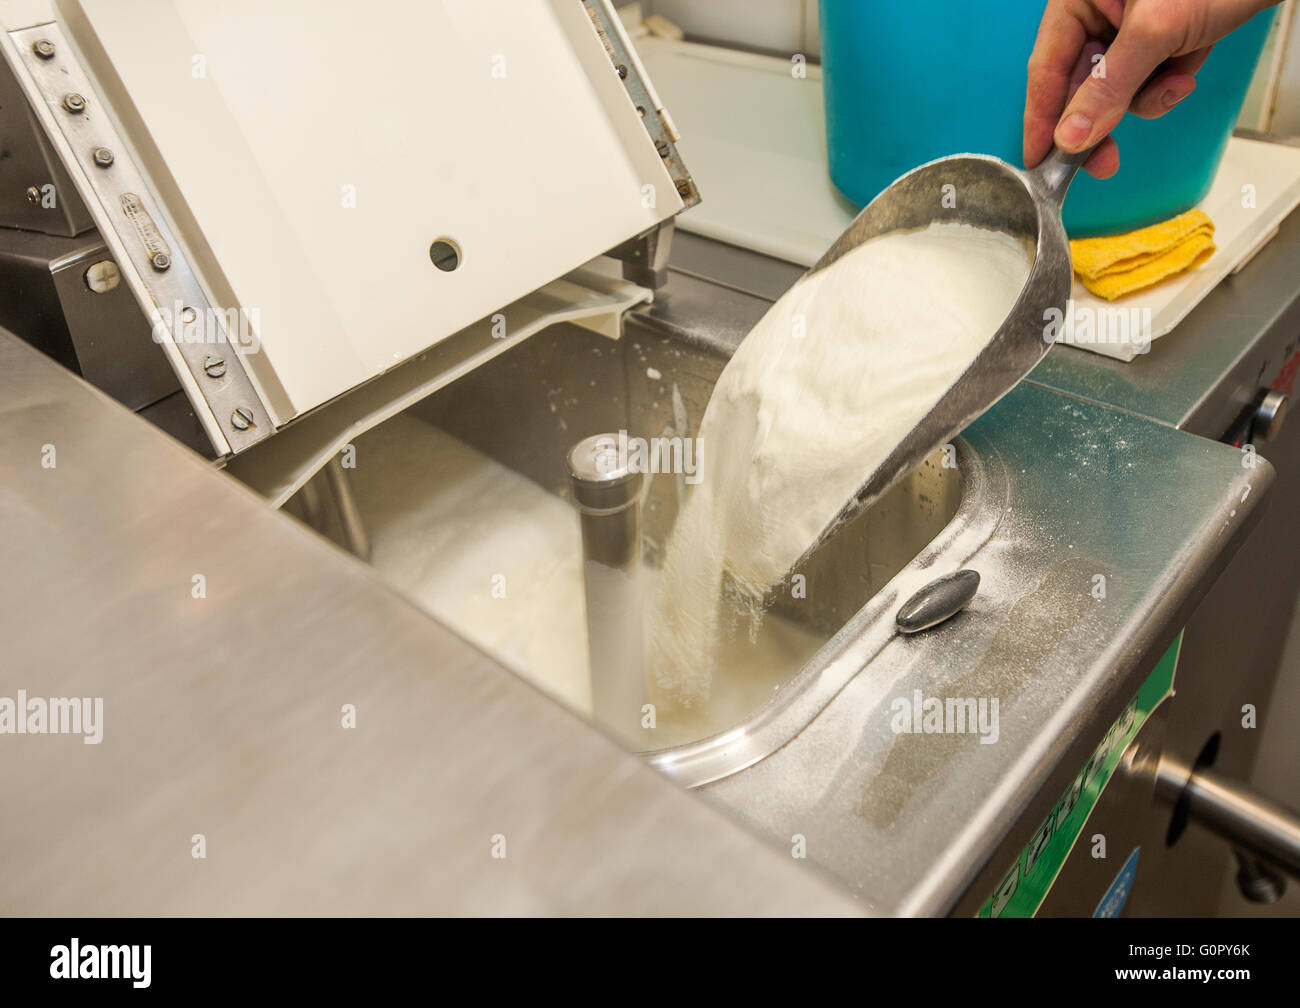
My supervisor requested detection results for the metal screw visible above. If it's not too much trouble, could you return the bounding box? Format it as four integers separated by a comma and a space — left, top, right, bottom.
655, 140, 670, 159
615, 63, 628, 79
62, 92, 86, 114
25, 186, 40, 204
32, 39, 56, 60
83, 260, 120, 294
675, 178, 692, 198
230, 406, 255, 431
92, 147, 114, 168
203, 356, 226, 379
150, 251, 171, 272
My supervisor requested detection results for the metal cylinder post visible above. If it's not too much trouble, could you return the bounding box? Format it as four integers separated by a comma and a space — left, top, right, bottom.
1151, 754, 1300, 879
567, 433, 644, 743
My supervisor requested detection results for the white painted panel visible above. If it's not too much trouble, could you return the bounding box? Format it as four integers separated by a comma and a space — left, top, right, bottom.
60, 0, 681, 419
1, 0, 58, 28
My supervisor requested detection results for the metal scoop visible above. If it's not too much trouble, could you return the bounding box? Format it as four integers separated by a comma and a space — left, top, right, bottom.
786, 146, 1090, 575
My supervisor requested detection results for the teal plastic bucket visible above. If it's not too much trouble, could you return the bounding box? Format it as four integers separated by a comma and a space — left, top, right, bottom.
820, 2, 1274, 237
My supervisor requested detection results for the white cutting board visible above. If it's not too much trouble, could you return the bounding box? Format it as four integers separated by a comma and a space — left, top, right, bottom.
636, 35, 1300, 362
1057, 136, 1300, 361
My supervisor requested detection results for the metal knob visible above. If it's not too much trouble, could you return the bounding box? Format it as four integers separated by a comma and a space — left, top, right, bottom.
896, 569, 980, 633
1250, 390, 1288, 443
567, 434, 640, 526
1234, 848, 1287, 904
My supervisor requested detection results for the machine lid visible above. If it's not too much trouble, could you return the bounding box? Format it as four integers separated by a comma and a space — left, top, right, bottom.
1, 0, 691, 441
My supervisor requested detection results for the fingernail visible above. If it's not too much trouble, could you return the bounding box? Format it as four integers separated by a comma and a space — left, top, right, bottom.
1161, 87, 1188, 108
1057, 113, 1093, 149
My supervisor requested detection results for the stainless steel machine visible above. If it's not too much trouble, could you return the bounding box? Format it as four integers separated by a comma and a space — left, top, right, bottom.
1, 0, 1297, 916
655, 221, 1300, 915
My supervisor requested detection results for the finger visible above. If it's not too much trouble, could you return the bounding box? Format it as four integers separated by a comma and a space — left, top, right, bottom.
1070, 39, 1109, 94
1082, 135, 1120, 179
1054, 17, 1174, 152
1129, 46, 1212, 118
1024, 1, 1091, 168
1129, 71, 1197, 118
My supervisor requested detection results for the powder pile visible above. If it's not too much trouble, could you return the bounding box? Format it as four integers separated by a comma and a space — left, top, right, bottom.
646, 221, 1031, 707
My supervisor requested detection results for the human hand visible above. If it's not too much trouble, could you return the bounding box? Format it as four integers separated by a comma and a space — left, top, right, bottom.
1024, 0, 1278, 178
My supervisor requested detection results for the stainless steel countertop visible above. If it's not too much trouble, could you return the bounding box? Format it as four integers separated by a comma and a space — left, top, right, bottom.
1029, 198, 1300, 436
0, 331, 859, 916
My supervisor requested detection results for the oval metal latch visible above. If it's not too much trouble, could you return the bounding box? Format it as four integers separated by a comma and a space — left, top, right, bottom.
896, 569, 980, 634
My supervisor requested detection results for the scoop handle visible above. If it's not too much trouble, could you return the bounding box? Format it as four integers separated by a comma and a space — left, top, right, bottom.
1031, 145, 1096, 207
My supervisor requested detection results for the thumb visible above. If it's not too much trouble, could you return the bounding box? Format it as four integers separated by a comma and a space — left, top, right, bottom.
1054, 21, 1171, 152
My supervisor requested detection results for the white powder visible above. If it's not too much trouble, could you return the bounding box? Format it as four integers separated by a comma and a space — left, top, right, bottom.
647, 222, 1031, 707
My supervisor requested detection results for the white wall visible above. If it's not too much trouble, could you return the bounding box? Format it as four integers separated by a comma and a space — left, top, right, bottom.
1258, 1, 1300, 136
635, 0, 1294, 136
640, 0, 820, 55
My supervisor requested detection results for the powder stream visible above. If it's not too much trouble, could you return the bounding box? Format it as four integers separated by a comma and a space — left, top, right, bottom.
647, 222, 1031, 707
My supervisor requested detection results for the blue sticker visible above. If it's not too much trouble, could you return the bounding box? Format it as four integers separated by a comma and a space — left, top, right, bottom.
1094, 846, 1140, 918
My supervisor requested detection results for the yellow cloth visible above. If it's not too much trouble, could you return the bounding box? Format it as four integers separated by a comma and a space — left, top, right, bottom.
1069, 209, 1216, 301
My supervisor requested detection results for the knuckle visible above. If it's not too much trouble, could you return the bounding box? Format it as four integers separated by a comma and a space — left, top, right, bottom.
1126, 5, 1181, 49
1079, 75, 1120, 107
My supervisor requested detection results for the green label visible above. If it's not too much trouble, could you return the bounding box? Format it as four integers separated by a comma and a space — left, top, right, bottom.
977, 634, 1181, 918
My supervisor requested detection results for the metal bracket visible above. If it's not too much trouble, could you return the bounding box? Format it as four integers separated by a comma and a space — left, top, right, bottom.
581, 0, 700, 211
0, 51, 93, 236
606, 219, 674, 290
6, 23, 274, 456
